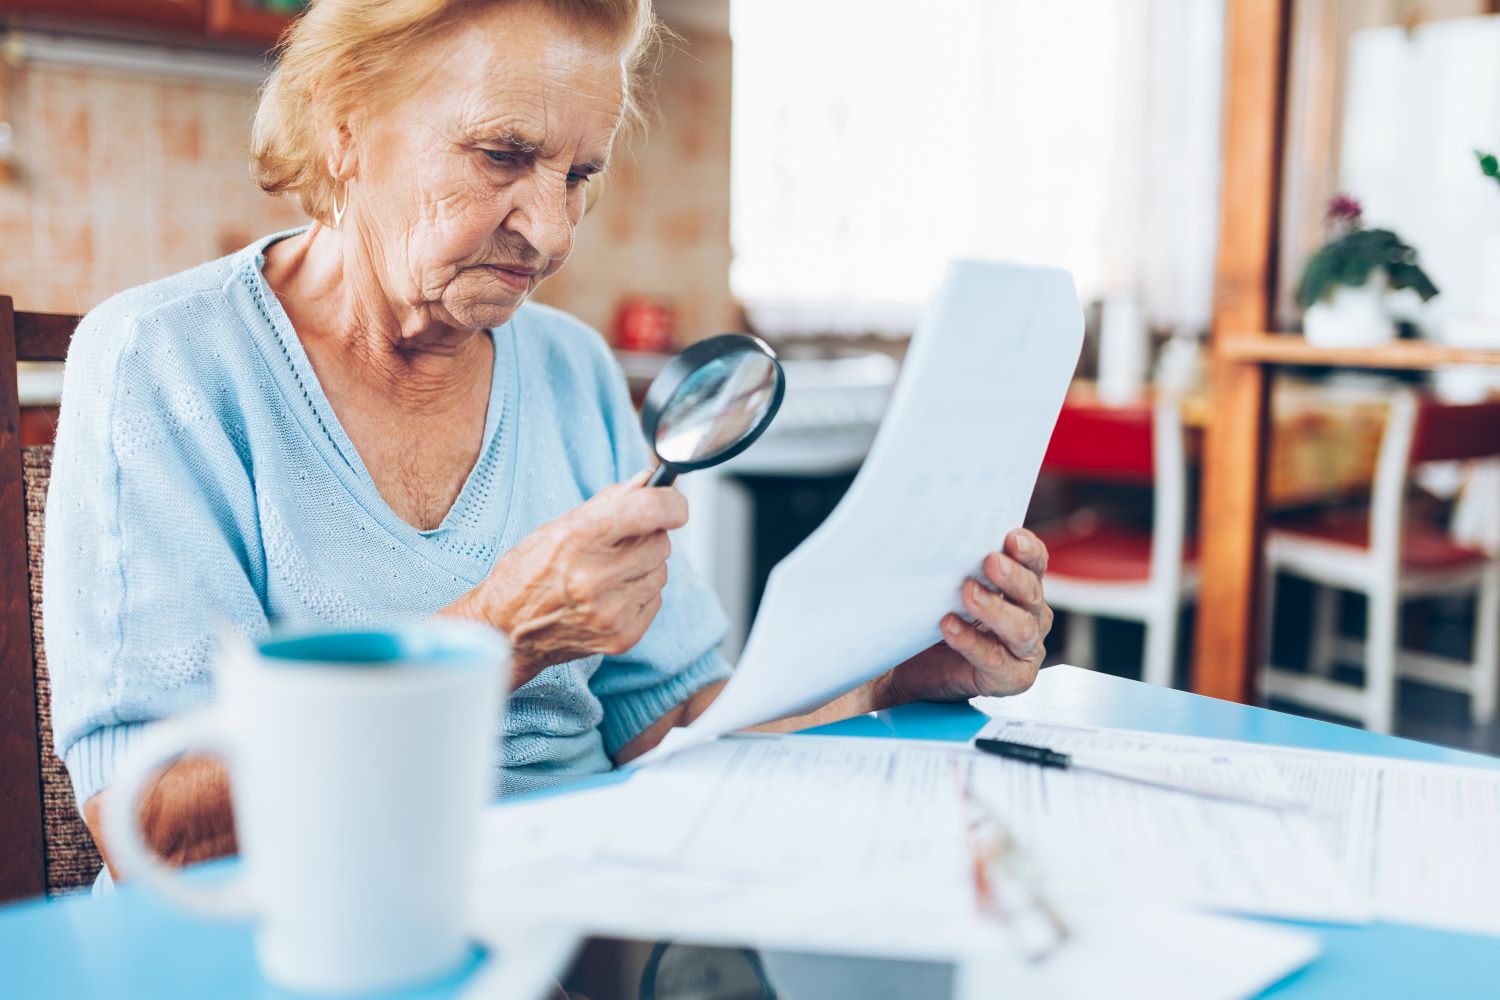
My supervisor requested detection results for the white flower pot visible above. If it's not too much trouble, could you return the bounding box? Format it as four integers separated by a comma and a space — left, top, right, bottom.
1303, 273, 1397, 348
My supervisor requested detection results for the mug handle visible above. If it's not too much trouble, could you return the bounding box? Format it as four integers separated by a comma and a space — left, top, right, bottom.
103, 711, 255, 920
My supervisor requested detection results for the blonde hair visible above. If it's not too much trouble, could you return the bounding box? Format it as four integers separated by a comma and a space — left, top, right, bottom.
251, 0, 661, 224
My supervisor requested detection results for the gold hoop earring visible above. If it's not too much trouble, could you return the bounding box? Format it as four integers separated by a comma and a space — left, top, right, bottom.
331, 185, 348, 227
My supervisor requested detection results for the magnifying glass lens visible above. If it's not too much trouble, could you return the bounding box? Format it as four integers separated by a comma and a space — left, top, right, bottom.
639, 334, 786, 487
655, 354, 780, 465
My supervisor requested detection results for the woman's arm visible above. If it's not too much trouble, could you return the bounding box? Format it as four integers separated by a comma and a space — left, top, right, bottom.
615, 529, 1052, 763
83, 756, 237, 881
45, 302, 272, 882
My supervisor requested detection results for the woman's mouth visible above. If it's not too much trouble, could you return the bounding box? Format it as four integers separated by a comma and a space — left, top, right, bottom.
484, 264, 536, 293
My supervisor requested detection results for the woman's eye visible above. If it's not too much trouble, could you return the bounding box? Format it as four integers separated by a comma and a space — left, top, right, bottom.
566, 172, 591, 189
484, 149, 517, 166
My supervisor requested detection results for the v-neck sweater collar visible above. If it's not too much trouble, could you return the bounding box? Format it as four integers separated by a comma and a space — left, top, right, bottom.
230, 229, 519, 580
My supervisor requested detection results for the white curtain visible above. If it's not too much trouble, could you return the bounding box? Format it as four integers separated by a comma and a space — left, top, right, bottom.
730, 0, 1225, 337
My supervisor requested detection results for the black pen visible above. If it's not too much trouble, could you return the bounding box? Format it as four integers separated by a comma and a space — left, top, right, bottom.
973, 737, 1305, 812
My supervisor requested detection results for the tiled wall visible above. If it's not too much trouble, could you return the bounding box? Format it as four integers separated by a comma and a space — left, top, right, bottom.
0, 65, 305, 314
535, 30, 736, 341
0, 29, 733, 342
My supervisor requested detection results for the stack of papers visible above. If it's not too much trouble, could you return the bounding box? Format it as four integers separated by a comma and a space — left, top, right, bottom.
471, 715, 1500, 997
470, 734, 1323, 1000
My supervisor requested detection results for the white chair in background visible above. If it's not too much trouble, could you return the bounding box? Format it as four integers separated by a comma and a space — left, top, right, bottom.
1262, 392, 1500, 734
1034, 394, 1197, 688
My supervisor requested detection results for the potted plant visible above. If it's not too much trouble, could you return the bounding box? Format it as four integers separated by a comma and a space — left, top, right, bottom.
1297, 194, 1439, 347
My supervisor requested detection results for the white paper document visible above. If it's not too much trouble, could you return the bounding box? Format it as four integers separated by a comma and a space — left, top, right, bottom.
977, 714, 1500, 938
644, 262, 1084, 762
608, 735, 971, 887
470, 737, 1319, 1000
617, 734, 1361, 923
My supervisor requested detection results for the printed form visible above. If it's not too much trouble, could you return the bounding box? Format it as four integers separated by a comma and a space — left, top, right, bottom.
615, 734, 1363, 923
977, 715, 1500, 938
470, 737, 1322, 1000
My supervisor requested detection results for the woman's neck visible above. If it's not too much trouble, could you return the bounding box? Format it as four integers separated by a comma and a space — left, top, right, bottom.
261, 224, 488, 412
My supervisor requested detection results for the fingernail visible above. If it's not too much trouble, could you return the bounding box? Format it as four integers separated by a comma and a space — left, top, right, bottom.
996, 555, 1010, 577
1015, 533, 1030, 554
943, 616, 961, 636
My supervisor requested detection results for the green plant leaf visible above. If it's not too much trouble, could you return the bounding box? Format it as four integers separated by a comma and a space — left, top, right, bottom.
1478, 149, 1500, 183
1298, 226, 1440, 306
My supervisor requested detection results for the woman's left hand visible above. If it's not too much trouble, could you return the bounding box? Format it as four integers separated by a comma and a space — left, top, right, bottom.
639, 528, 1053, 757
882, 528, 1053, 704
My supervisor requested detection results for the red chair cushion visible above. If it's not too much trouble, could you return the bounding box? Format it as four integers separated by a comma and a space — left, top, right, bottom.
1411, 399, 1500, 464
1042, 403, 1155, 484
1037, 520, 1198, 582
1273, 508, 1488, 570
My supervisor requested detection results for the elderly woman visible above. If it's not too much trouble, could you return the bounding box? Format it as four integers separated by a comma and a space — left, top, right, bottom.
47, 0, 1052, 878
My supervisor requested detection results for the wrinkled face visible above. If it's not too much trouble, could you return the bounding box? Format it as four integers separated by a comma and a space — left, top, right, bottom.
347, 2, 625, 331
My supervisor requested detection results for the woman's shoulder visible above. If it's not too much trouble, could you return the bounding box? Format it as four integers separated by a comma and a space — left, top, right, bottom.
62, 251, 264, 435
70, 252, 255, 380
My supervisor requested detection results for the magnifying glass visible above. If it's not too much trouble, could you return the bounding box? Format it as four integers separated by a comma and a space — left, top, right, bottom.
640, 334, 786, 487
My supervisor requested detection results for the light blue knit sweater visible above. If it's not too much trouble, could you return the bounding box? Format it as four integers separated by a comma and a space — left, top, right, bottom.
44, 231, 731, 809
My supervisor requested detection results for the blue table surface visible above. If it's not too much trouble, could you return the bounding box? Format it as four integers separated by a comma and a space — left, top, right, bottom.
4, 664, 1497, 999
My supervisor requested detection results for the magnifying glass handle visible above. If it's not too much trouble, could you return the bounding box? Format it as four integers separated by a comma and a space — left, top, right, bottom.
646, 464, 678, 488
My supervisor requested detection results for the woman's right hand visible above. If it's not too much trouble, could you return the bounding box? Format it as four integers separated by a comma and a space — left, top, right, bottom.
444, 474, 687, 684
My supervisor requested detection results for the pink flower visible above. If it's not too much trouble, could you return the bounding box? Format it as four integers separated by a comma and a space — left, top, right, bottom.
1326, 193, 1363, 228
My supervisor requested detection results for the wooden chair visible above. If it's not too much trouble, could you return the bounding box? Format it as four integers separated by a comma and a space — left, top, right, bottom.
0, 296, 102, 903
1031, 394, 1199, 688
1263, 391, 1500, 734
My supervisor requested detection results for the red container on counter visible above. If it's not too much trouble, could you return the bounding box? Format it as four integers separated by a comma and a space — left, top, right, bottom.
614, 296, 676, 353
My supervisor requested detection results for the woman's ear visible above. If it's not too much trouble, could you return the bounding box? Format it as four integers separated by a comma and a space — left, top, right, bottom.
324, 119, 358, 184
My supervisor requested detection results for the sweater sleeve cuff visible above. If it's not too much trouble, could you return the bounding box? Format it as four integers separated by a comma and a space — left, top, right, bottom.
63, 721, 157, 809
597, 649, 733, 759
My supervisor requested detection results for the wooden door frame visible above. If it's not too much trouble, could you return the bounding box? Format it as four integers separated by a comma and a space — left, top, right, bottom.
1191, 0, 1293, 702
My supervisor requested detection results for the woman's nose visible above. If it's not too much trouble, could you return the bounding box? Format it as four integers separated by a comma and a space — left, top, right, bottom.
503, 173, 575, 262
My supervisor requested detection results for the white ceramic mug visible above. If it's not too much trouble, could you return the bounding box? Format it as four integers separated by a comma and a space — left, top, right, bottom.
105, 621, 508, 996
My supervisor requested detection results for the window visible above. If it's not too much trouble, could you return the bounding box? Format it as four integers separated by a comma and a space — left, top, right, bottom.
730, 0, 1225, 337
